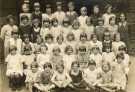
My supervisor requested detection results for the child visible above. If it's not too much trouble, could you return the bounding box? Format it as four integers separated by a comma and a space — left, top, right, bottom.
102, 47, 115, 64
42, 4, 53, 20
97, 62, 116, 92
89, 46, 103, 68
78, 7, 88, 28
63, 45, 76, 72
107, 16, 118, 40
53, 1, 66, 25
34, 62, 55, 92
5, 46, 24, 90
22, 37, 35, 70
51, 64, 72, 92
1, 15, 18, 57
95, 18, 106, 41
84, 17, 94, 41
40, 18, 51, 41
25, 61, 40, 92
91, 5, 101, 26
102, 4, 116, 26
102, 31, 112, 52
69, 62, 88, 92
112, 33, 126, 55
9, 31, 22, 54
112, 53, 127, 91
31, 18, 41, 43
89, 34, 103, 52
19, 15, 32, 42
66, 1, 78, 24
37, 44, 50, 70
50, 46, 63, 70
45, 34, 54, 54
118, 13, 129, 49
51, 18, 63, 42
83, 60, 100, 91
31, 2, 42, 24
62, 17, 71, 41
65, 32, 76, 53
71, 19, 81, 42
55, 34, 66, 54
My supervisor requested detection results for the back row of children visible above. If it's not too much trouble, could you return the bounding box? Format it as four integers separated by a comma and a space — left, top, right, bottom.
0, 1, 130, 92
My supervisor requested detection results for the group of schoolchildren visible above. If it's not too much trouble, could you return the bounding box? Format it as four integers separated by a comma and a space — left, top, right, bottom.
0, 1, 130, 92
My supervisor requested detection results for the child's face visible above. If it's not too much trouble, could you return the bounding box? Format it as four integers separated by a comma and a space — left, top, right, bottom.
9, 18, 15, 26
34, 6, 40, 11
98, 21, 104, 26
22, 19, 28, 25
46, 38, 53, 44
117, 58, 123, 64
73, 23, 79, 29
67, 35, 74, 41
24, 38, 30, 44
93, 48, 99, 54
22, 4, 29, 13
80, 36, 87, 42
92, 35, 97, 42
120, 14, 126, 21
102, 64, 110, 72
33, 20, 40, 27
89, 65, 96, 71
53, 49, 60, 55
44, 65, 51, 73
57, 37, 63, 44
31, 66, 38, 73
46, 8, 52, 14
57, 66, 64, 73
57, 6, 62, 11
115, 34, 120, 42
107, 7, 112, 13
41, 47, 47, 54
36, 36, 42, 44
105, 48, 111, 53
53, 21, 58, 27
93, 6, 99, 14
66, 48, 73, 55
72, 64, 79, 72
69, 5, 74, 11
11, 49, 16, 55
104, 35, 110, 41
43, 22, 50, 27
81, 8, 87, 16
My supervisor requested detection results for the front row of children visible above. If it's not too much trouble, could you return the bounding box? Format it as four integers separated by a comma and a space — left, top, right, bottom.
5, 43, 129, 92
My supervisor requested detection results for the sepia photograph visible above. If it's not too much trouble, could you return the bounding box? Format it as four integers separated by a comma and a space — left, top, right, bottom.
0, 0, 135, 92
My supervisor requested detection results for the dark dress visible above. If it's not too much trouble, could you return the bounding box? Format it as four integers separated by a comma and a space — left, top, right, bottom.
0, 38, 4, 63
102, 40, 112, 52
31, 27, 41, 43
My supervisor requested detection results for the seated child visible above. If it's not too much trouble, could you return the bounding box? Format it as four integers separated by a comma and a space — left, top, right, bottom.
69, 61, 88, 92
34, 62, 55, 92
6, 46, 24, 91
25, 61, 40, 92
51, 64, 72, 92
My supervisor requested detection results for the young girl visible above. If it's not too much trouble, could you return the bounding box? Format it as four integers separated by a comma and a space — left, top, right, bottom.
25, 61, 40, 92
83, 60, 100, 91
69, 62, 88, 92
107, 16, 118, 40
34, 62, 55, 92
40, 18, 51, 41
78, 7, 88, 28
112, 53, 127, 91
1, 15, 18, 57
95, 18, 106, 41
63, 45, 76, 72
83, 17, 94, 41
91, 5, 101, 26
112, 33, 126, 55
9, 31, 22, 54
51, 18, 63, 42
42, 4, 53, 21
51, 64, 72, 92
89, 34, 103, 52
66, 1, 78, 24
55, 34, 66, 54
118, 13, 129, 49
97, 62, 116, 92
102, 4, 116, 26
50, 46, 63, 70
71, 19, 81, 42
53, 1, 66, 25
89, 46, 103, 68
6, 46, 24, 90
37, 44, 50, 70
31, 18, 41, 43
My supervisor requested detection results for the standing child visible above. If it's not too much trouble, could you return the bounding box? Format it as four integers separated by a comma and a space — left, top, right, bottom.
25, 62, 40, 92
51, 64, 72, 92
95, 18, 106, 41
53, 1, 66, 25
112, 33, 126, 55
63, 45, 76, 72
31, 18, 41, 43
78, 7, 88, 28
34, 62, 55, 92
5, 46, 24, 91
